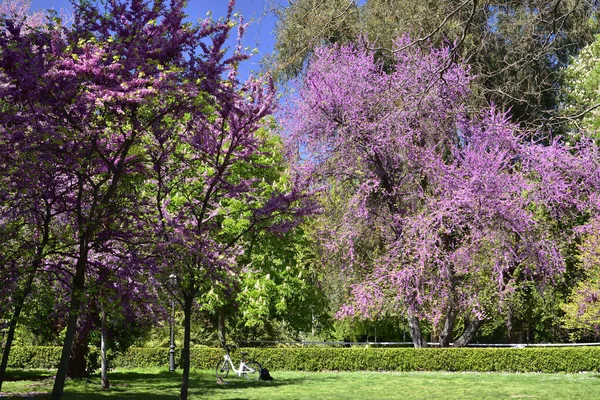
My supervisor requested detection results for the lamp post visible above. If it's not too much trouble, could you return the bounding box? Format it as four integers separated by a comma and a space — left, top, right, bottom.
168, 274, 176, 372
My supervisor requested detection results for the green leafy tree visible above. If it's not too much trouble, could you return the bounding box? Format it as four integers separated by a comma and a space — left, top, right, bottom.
563, 34, 600, 137
272, 0, 599, 127
231, 224, 328, 342
562, 220, 600, 339
271, 0, 360, 81
187, 127, 324, 345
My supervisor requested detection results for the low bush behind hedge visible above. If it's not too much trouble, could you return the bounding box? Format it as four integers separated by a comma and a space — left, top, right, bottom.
7, 346, 600, 373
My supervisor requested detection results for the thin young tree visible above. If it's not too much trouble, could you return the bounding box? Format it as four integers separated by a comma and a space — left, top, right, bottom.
147, 16, 312, 395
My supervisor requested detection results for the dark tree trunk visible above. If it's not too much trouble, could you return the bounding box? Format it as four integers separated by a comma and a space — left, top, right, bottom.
527, 319, 534, 344
217, 307, 227, 348
408, 314, 427, 348
0, 265, 37, 393
180, 294, 193, 400
100, 309, 109, 390
68, 331, 89, 379
453, 318, 484, 347
439, 305, 457, 347
506, 308, 516, 343
52, 252, 87, 400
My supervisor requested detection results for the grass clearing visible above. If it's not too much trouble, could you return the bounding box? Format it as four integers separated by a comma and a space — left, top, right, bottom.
2, 368, 600, 399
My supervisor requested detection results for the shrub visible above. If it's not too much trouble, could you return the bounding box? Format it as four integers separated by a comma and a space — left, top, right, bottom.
8, 346, 600, 373
111, 347, 172, 369
7, 346, 62, 369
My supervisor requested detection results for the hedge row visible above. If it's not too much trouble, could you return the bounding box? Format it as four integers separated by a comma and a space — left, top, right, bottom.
8, 346, 600, 373
6, 346, 62, 369
205, 347, 600, 373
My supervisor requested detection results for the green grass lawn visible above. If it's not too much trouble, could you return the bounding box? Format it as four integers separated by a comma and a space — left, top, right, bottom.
3, 368, 600, 399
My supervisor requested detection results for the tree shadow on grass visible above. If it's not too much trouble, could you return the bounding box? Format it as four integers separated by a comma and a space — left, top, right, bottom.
96, 370, 327, 399
3, 370, 54, 382
198, 373, 344, 398
2, 370, 343, 399
106, 371, 180, 381
73, 371, 293, 399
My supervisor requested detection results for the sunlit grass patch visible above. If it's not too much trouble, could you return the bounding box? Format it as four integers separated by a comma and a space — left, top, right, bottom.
3, 368, 600, 399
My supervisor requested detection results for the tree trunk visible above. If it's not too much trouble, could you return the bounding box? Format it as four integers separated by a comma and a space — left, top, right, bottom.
506, 308, 516, 343
439, 305, 457, 348
527, 319, 534, 344
169, 299, 176, 372
408, 314, 427, 348
100, 309, 109, 390
180, 294, 193, 400
68, 331, 89, 379
453, 318, 484, 347
217, 307, 227, 348
0, 265, 37, 393
51, 252, 87, 400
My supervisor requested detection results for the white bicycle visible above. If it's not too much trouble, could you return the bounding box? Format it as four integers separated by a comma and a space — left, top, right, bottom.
216, 345, 262, 380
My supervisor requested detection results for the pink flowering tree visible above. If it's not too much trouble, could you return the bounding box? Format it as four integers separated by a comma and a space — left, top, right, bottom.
0, 155, 73, 390
559, 150, 600, 338
0, 0, 44, 31
0, 0, 308, 398
0, 0, 71, 391
285, 37, 600, 347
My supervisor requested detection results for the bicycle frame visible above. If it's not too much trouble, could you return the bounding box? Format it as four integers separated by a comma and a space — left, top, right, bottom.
221, 352, 258, 377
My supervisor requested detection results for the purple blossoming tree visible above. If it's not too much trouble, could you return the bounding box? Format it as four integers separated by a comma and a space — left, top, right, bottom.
285, 37, 600, 347
0, 0, 71, 391
0, 1, 308, 398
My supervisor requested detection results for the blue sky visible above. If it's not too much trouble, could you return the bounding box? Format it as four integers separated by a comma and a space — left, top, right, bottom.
30, 0, 277, 78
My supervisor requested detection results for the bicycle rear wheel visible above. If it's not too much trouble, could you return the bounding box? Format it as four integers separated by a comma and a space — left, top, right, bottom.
216, 360, 230, 379
242, 360, 262, 380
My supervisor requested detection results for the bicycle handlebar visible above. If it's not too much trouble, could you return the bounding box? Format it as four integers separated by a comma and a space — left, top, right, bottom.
223, 344, 238, 353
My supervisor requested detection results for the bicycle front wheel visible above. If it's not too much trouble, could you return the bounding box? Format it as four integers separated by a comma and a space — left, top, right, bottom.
216, 360, 230, 379
242, 360, 262, 380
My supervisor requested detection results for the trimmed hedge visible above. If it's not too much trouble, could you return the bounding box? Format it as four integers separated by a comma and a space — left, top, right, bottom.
6, 346, 62, 369
111, 347, 176, 369
7, 346, 600, 373
216, 347, 600, 373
